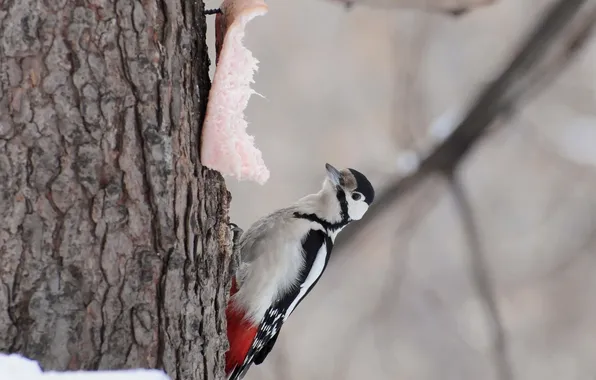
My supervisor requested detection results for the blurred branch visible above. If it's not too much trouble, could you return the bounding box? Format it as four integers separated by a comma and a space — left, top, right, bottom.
327, 0, 497, 16
336, 0, 596, 251
446, 174, 513, 380
368, 185, 443, 376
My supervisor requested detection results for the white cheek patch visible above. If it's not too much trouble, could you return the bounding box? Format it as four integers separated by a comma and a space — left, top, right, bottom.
347, 199, 369, 220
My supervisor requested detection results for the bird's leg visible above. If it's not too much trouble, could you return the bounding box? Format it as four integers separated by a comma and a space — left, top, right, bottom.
204, 8, 222, 15
229, 222, 244, 274
229, 223, 243, 248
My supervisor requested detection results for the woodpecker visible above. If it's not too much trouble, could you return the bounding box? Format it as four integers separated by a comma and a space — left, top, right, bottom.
225, 163, 375, 380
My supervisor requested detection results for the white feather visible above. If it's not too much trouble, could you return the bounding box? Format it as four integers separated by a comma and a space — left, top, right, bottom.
284, 242, 328, 321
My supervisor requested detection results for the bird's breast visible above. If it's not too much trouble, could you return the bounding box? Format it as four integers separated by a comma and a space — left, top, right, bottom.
233, 234, 307, 324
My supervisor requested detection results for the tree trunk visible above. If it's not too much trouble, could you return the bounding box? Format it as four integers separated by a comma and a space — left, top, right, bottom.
0, 0, 232, 379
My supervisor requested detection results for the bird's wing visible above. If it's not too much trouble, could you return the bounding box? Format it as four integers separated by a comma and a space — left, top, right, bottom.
227, 228, 332, 379
236, 207, 306, 264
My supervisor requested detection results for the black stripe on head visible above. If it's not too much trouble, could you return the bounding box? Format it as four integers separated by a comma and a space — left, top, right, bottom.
348, 168, 375, 205
335, 186, 350, 222
293, 212, 349, 232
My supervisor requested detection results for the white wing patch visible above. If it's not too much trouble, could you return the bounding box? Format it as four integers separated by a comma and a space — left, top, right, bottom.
284, 241, 328, 321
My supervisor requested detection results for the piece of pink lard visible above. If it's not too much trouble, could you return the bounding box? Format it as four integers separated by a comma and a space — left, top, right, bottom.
200, 0, 270, 185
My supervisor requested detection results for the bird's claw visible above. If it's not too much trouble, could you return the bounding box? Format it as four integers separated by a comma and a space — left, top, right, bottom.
204, 8, 222, 15
229, 222, 244, 248
229, 222, 244, 274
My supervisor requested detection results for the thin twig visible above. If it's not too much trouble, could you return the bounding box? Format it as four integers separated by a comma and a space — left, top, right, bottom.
336, 0, 594, 251
330, 182, 442, 378
368, 185, 443, 377
446, 172, 513, 380
329, 0, 496, 16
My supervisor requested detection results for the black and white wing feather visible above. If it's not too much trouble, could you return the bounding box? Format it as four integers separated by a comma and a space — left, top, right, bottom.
228, 228, 333, 380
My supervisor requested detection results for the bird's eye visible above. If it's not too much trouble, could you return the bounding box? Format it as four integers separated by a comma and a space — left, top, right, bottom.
352, 193, 362, 201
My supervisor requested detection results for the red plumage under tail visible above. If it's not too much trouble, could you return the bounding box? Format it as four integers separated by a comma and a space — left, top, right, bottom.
225, 278, 258, 376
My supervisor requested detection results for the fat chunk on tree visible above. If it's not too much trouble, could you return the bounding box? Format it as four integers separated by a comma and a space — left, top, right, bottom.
201, 0, 270, 185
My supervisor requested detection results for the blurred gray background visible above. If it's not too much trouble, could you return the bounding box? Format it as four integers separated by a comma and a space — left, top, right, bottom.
206, 0, 596, 379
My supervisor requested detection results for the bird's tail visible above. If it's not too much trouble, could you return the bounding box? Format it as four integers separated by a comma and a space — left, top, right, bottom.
225, 278, 258, 378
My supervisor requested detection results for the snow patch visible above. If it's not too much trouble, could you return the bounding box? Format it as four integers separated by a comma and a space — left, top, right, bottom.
0, 354, 171, 380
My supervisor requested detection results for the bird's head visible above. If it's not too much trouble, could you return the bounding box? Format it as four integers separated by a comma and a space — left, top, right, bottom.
323, 163, 375, 221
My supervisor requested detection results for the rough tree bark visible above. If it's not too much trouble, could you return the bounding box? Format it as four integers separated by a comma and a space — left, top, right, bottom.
0, 0, 233, 379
